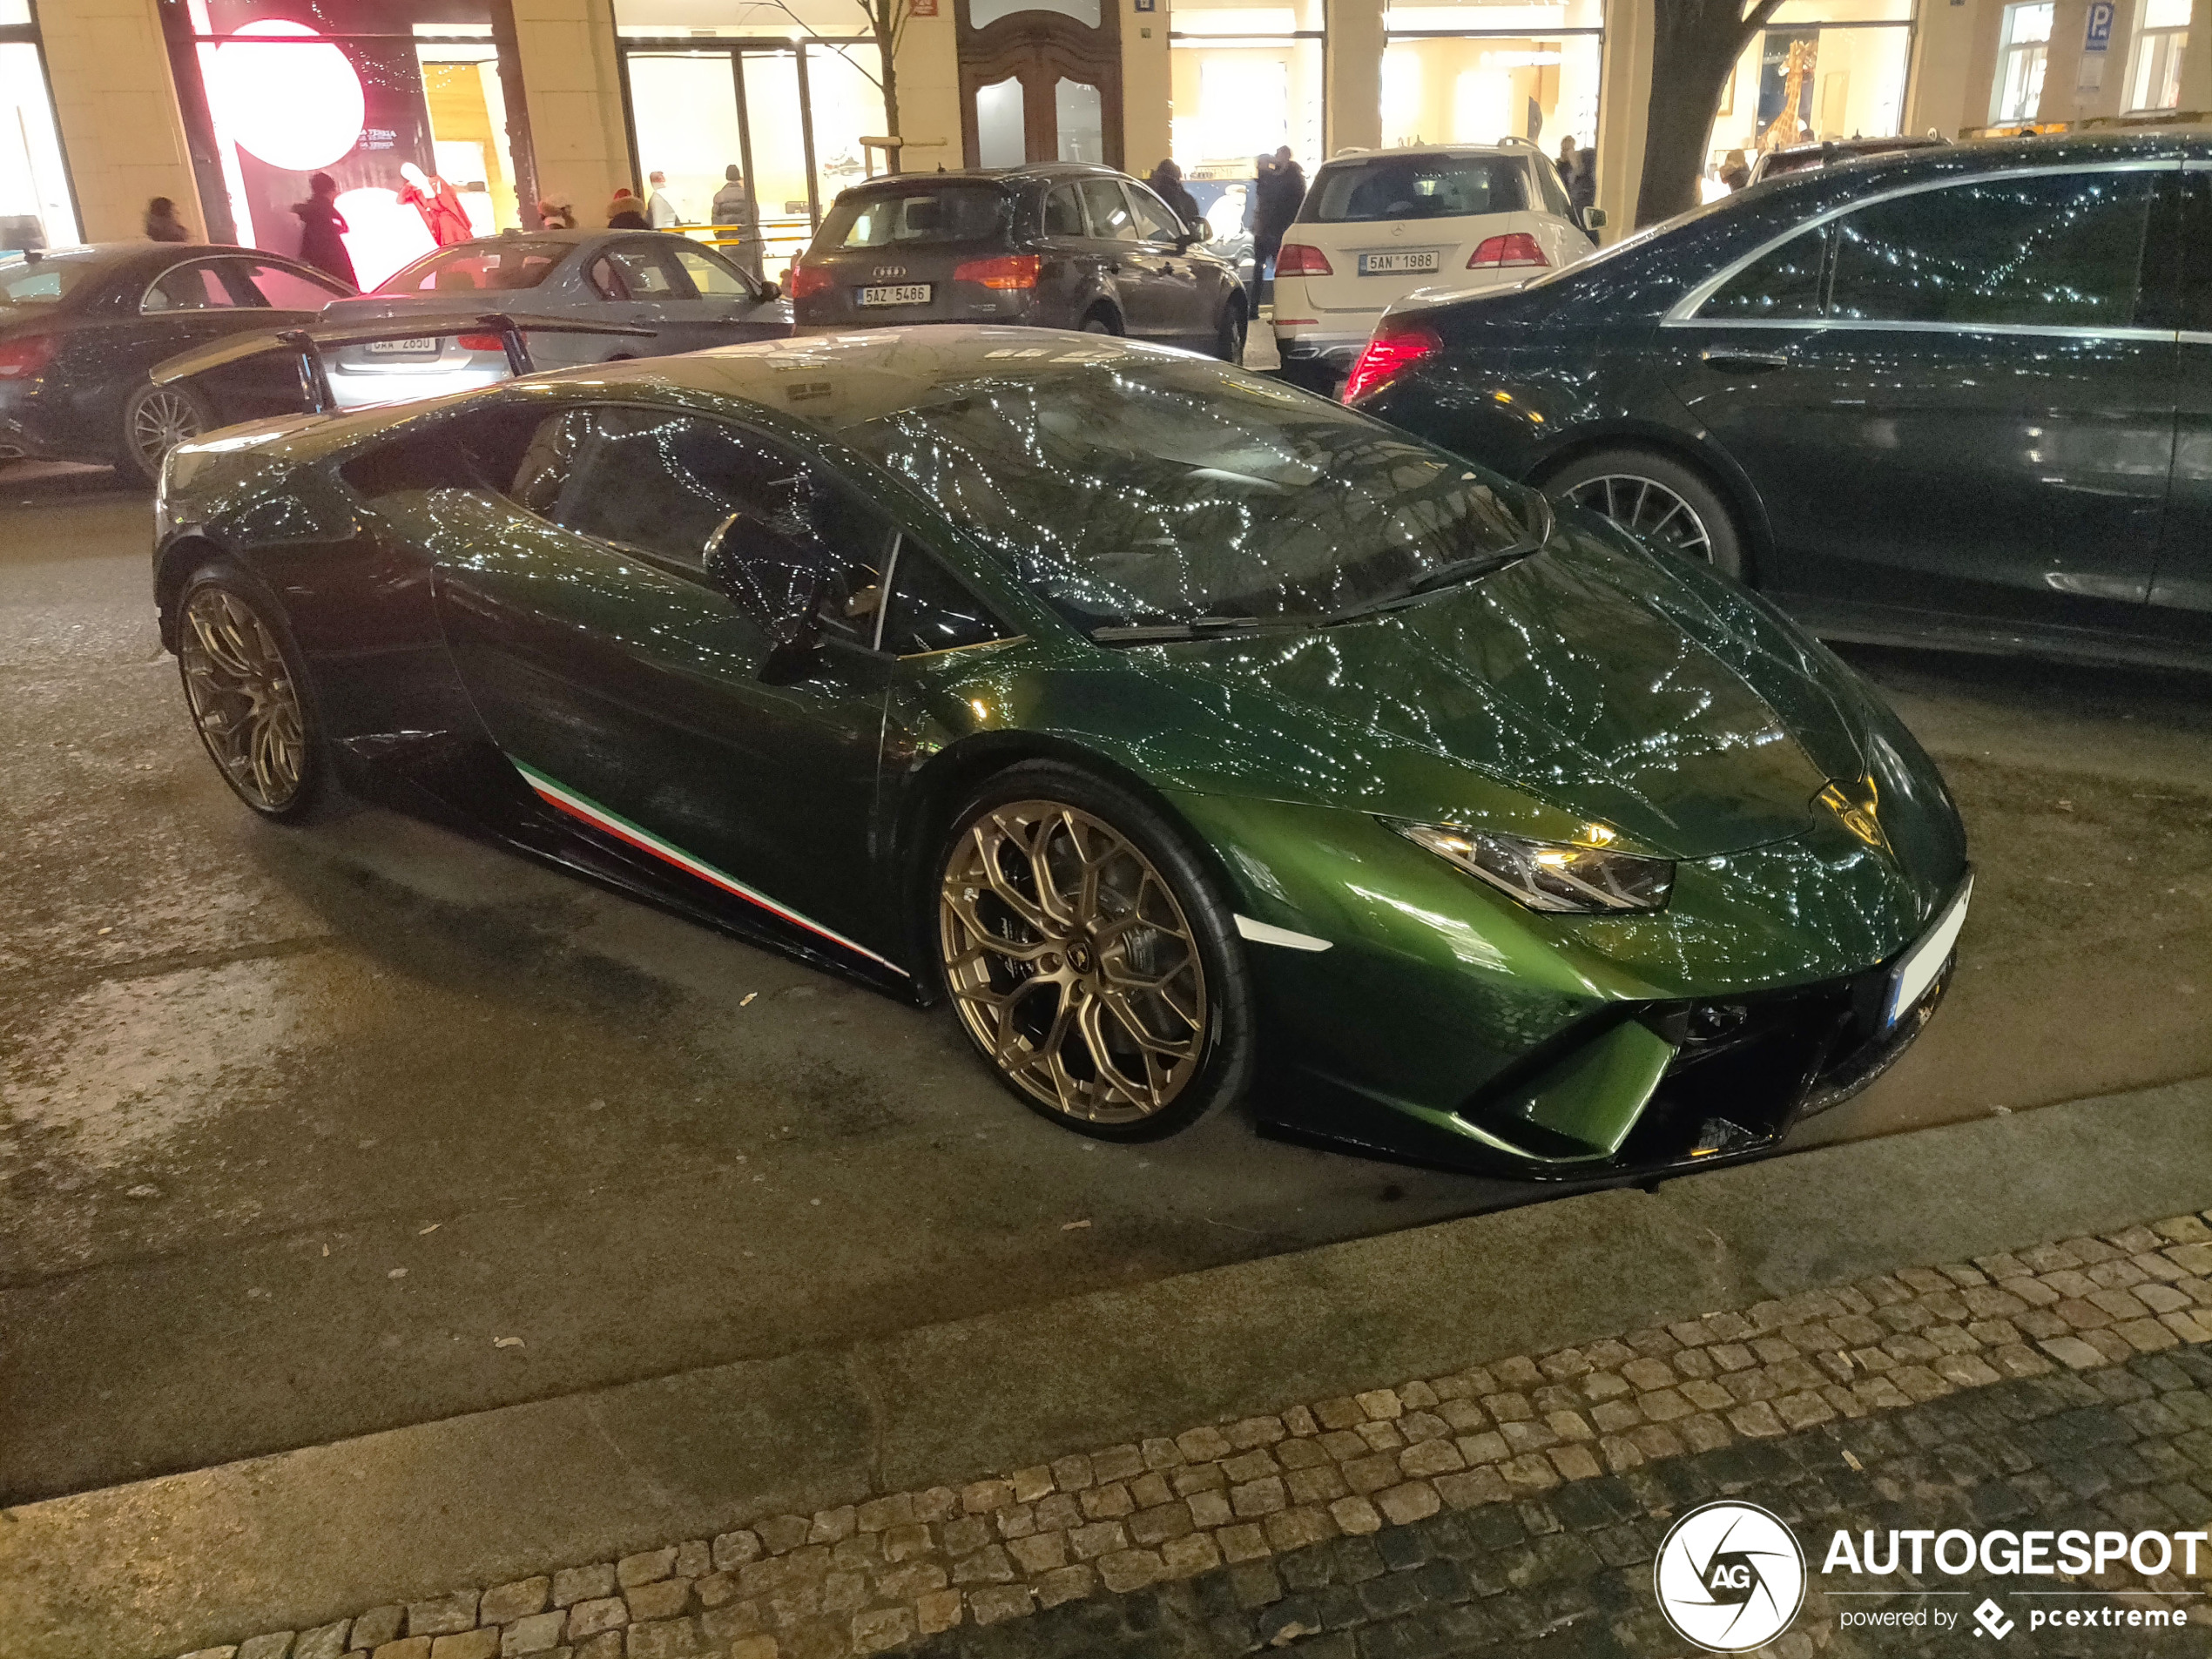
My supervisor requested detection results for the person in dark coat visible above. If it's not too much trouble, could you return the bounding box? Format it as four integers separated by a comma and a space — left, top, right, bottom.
607, 187, 650, 230
1569, 145, 1598, 212
1554, 136, 1581, 200
1251, 145, 1305, 300
291, 172, 359, 289
1145, 159, 1201, 231
145, 198, 191, 242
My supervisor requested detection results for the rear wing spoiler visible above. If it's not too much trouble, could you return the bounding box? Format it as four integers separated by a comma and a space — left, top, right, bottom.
149, 312, 658, 415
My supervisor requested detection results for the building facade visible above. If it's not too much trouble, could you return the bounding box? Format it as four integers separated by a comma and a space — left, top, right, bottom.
6, 0, 2210, 280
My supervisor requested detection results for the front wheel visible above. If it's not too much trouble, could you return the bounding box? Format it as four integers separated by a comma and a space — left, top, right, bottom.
1213, 298, 1247, 363
174, 565, 326, 819
120, 380, 212, 486
1542, 448, 1747, 581
935, 764, 1255, 1141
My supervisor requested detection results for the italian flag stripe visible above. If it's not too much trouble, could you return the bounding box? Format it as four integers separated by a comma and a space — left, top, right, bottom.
508, 755, 908, 978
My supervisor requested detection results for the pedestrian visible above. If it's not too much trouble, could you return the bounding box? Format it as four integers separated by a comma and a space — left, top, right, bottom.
645, 171, 681, 228
289, 172, 359, 290
396, 162, 472, 246
536, 198, 576, 229
1720, 148, 1751, 192
145, 197, 192, 243
1145, 158, 1200, 231
1554, 136, 1580, 199
1570, 144, 1598, 213
607, 187, 650, 230
1251, 144, 1305, 302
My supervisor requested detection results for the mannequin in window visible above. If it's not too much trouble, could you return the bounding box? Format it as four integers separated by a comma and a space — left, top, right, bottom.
397, 162, 472, 246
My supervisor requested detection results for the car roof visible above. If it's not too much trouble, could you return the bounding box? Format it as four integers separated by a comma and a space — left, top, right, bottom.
1318, 144, 1539, 166
836, 164, 1130, 193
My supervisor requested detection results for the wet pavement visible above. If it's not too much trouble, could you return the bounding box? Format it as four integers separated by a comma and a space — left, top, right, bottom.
3, 461, 2209, 1508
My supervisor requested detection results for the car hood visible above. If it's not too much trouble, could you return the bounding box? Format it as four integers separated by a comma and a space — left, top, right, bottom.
1047, 514, 1872, 861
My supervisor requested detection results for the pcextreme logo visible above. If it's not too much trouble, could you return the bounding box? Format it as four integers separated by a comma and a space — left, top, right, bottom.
1654, 1501, 1808, 1652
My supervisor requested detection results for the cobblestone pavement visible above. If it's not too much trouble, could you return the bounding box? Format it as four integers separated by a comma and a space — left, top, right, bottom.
165, 1214, 2212, 1659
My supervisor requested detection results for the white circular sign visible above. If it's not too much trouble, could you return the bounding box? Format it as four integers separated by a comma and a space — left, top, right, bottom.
1653, 1501, 1806, 1653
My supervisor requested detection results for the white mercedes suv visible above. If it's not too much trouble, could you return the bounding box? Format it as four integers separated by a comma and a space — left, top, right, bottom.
1270, 141, 1603, 392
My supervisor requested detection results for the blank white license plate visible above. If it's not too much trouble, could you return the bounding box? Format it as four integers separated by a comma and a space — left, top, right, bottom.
858, 284, 932, 307
1885, 874, 1972, 1026
1358, 251, 1439, 275
366, 337, 441, 354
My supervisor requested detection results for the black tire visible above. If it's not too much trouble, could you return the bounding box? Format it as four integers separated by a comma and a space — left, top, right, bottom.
1080, 308, 1120, 335
1542, 447, 1747, 581
119, 380, 214, 486
173, 562, 329, 822
1213, 296, 1248, 363
934, 761, 1256, 1142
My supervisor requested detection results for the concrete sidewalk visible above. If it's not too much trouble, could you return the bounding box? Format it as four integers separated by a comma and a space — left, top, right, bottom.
5, 1076, 2209, 1659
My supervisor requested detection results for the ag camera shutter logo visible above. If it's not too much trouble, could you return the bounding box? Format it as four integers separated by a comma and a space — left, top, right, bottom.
1655, 1501, 1807, 1651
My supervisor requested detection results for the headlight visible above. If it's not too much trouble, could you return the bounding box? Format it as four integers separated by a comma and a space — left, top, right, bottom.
1385, 819, 1674, 914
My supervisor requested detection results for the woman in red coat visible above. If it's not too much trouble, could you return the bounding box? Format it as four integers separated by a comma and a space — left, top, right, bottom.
396, 162, 472, 246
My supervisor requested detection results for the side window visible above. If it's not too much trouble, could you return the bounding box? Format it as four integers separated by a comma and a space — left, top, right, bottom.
1126, 183, 1184, 243
2182, 172, 2212, 333
1535, 161, 1573, 221
141, 260, 236, 313
1078, 179, 1140, 242
586, 256, 628, 301
608, 242, 686, 298
1042, 184, 1085, 238
883, 543, 1011, 656
1828, 171, 2155, 328
237, 260, 347, 310
668, 242, 755, 299
1700, 228, 1828, 320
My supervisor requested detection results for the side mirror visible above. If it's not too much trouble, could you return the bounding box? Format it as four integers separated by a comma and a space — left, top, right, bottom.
1581, 206, 1608, 232
1184, 216, 1215, 246
759, 279, 781, 301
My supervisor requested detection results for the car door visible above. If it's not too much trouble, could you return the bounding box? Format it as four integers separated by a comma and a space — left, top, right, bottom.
426, 400, 904, 965
663, 241, 786, 344
1076, 178, 1145, 334
1032, 180, 1106, 327
597, 237, 724, 356
2143, 161, 2212, 650
1123, 181, 1208, 348
1663, 165, 2175, 637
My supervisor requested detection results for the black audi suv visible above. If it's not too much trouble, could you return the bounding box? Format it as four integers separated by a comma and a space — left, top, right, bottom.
788, 165, 1248, 361
1346, 131, 2210, 672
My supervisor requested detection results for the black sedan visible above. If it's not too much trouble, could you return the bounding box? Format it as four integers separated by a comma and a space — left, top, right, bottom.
1347, 131, 2210, 672
0, 244, 353, 482
789, 165, 1248, 361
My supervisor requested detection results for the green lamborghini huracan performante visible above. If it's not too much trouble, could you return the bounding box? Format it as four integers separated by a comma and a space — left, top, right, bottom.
152, 327, 1969, 1176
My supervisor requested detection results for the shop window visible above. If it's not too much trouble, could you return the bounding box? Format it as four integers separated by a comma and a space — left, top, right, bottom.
2127, 0, 2189, 111
0, 26, 79, 252
1379, 0, 1602, 162
1704, 0, 1912, 195
1170, 0, 1323, 244
1992, 1, 2053, 123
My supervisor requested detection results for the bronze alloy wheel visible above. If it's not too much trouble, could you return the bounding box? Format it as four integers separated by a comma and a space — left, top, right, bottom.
940, 799, 1209, 1124
1564, 474, 1716, 562
178, 585, 308, 813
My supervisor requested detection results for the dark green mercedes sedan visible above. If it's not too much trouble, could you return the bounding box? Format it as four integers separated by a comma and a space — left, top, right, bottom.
152, 327, 1969, 1177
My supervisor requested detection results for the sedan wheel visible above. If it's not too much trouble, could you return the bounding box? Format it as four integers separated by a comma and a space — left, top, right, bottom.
1544, 448, 1746, 579
177, 577, 318, 817
1563, 475, 1713, 560
940, 790, 1238, 1135
124, 383, 209, 484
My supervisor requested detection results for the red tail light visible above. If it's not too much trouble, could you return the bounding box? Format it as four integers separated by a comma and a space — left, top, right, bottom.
0, 333, 56, 380
953, 253, 1040, 290
1341, 322, 1442, 404
1468, 233, 1548, 269
786, 263, 835, 300
455, 333, 505, 353
1274, 243, 1333, 277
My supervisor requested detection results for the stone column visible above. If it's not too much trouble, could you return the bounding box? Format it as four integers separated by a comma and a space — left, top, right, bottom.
2037, 0, 2141, 120
1591, 0, 1650, 239
508, 0, 636, 222
2177, 0, 2212, 106
1325, 0, 1384, 156
35, 0, 199, 241
1123, 0, 1174, 172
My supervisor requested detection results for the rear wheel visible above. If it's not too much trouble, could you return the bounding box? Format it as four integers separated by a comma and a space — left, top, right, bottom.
174, 564, 325, 819
120, 381, 212, 485
935, 763, 1254, 1141
1080, 308, 1119, 335
1543, 448, 1746, 580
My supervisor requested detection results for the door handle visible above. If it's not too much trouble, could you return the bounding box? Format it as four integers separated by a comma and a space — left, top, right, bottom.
1699, 347, 1790, 371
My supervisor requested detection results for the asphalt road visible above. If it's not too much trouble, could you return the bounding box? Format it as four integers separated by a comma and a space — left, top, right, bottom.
3, 462, 2208, 1507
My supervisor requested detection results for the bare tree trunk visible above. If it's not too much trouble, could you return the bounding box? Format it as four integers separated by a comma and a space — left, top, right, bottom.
882, 51, 902, 173
1633, 0, 1786, 227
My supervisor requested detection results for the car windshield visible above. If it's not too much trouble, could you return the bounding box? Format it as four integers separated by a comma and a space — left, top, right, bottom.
1305, 156, 1528, 223
0, 252, 106, 307
829, 353, 1543, 631
375, 241, 563, 296
816, 185, 1009, 249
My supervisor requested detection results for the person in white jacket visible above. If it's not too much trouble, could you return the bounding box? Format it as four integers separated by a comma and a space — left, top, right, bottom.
645, 172, 682, 228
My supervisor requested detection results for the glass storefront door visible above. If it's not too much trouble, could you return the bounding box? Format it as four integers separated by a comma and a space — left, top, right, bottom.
1380, 0, 1603, 158
0, 4, 79, 253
